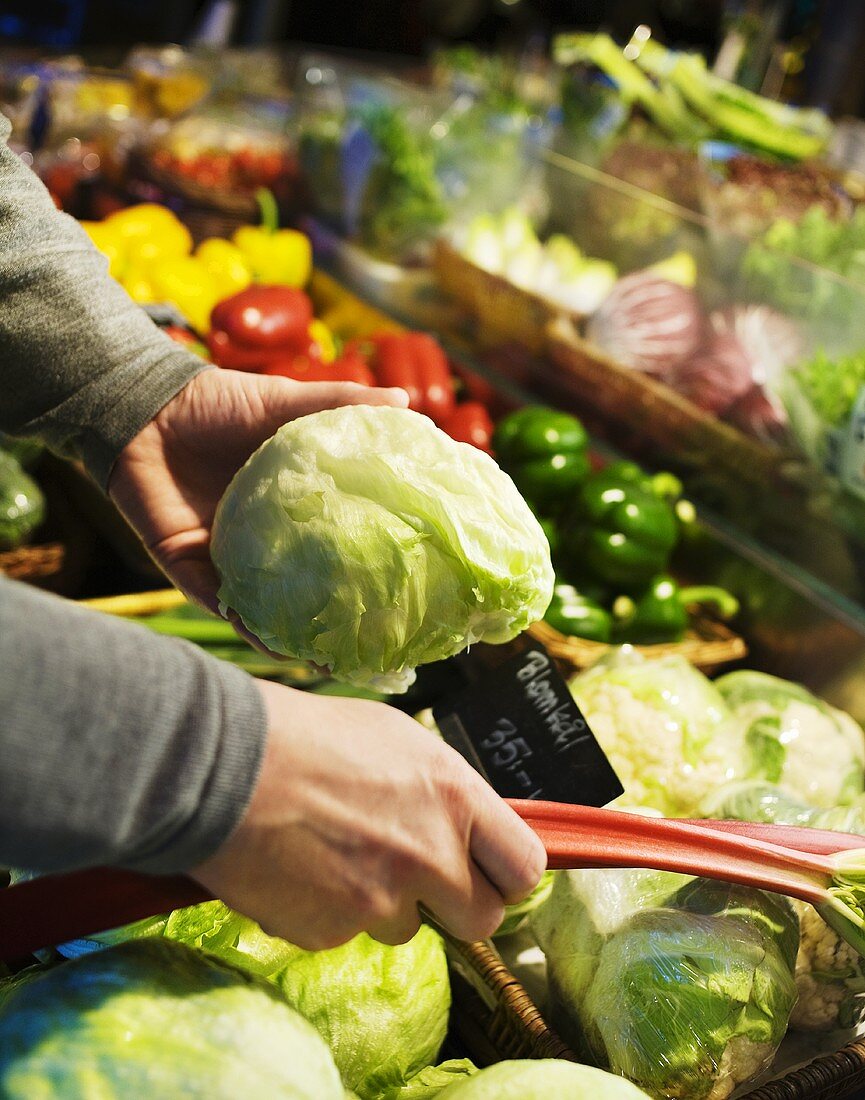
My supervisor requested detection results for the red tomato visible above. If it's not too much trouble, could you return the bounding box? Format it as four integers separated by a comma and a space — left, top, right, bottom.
439, 401, 494, 452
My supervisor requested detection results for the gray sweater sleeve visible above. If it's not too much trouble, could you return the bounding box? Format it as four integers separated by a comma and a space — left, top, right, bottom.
0, 111, 209, 489
0, 578, 266, 874
0, 114, 268, 875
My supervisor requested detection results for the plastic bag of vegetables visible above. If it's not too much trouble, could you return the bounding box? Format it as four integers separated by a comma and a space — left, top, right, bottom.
567, 649, 747, 815
715, 671, 865, 808
533, 868, 799, 1100
706, 781, 865, 1031
0, 450, 44, 550
45, 898, 450, 1100
0, 939, 347, 1098
211, 405, 554, 692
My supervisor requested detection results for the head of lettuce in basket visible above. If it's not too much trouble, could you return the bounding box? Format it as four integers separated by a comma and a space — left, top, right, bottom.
210, 405, 555, 692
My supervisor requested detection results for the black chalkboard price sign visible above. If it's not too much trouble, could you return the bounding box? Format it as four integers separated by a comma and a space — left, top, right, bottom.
433, 639, 623, 807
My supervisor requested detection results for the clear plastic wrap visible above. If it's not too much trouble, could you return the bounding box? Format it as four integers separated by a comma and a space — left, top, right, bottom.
294, 54, 552, 263
532, 868, 799, 1100
715, 671, 865, 808
707, 781, 865, 1032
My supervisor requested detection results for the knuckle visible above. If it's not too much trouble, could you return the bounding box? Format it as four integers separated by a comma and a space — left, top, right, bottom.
353, 884, 400, 925
460, 903, 506, 943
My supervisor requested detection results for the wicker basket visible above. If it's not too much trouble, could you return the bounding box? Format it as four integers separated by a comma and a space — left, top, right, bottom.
545, 316, 787, 490
433, 240, 586, 354
0, 543, 66, 583
125, 151, 261, 243
449, 933, 865, 1098
744, 1043, 865, 1100
528, 616, 748, 676
444, 935, 575, 1066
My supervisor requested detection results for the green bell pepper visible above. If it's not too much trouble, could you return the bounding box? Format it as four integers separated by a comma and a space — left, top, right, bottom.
592, 460, 683, 503
544, 582, 612, 643
492, 406, 590, 511
613, 575, 740, 644
573, 470, 680, 590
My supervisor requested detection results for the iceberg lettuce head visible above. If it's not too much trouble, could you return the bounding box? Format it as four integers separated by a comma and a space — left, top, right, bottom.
211, 406, 553, 691
0, 939, 345, 1099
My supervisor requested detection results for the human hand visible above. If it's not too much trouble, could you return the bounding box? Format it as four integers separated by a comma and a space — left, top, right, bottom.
108, 368, 408, 614
191, 682, 547, 950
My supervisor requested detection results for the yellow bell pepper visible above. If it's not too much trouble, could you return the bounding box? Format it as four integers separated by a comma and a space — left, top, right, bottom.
79, 220, 126, 281
149, 257, 221, 333
232, 189, 312, 287
104, 203, 193, 265
123, 264, 158, 304
308, 319, 336, 364
195, 238, 253, 298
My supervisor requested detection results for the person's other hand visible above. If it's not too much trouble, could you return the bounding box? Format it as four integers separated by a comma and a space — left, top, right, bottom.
108, 368, 408, 613
192, 682, 547, 949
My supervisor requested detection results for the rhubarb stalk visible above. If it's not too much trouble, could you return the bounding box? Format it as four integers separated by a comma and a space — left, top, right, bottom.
508, 799, 865, 957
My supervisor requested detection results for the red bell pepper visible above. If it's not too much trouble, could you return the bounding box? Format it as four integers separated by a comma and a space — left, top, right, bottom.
207, 286, 313, 371
368, 332, 455, 424
263, 347, 375, 386
439, 401, 494, 452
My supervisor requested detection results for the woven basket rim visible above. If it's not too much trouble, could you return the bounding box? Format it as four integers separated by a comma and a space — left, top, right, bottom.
0, 542, 65, 581
433, 239, 589, 325
528, 616, 747, 672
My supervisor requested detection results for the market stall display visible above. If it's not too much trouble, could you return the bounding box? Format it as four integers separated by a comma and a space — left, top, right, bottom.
10, 24, 865, 1100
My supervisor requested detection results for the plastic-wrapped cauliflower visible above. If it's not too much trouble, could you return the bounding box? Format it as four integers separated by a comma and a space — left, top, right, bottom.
706, 782, 865, 1031
715, 671, 865, 808
568, 650, 746, 815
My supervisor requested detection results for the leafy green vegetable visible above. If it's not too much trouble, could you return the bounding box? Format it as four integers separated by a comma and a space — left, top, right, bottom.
436, 1058, 653, 1098
786, 348, 865, 431
0, 451, 45, 550
533, 869, 798, 1099
356, 105, 446, 259
50, 900, 449, 1100
375, 1059, 477, 1099
274, 926, 449, 1099
0, 940, 345, 1098
553, 33, 830, 158
495, 870, 555, 937
741, 206, 865, 336
554, 34, 706, 144
212, 406, 554, 692
716, 670, 865, 808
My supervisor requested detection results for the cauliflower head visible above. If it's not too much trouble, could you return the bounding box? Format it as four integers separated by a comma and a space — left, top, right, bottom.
569, 650, 746, 815
715, 671, 865, 808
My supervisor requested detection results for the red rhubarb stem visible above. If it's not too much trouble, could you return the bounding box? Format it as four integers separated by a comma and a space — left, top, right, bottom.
682, 818, 865, 857
508, 799, 833, 906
